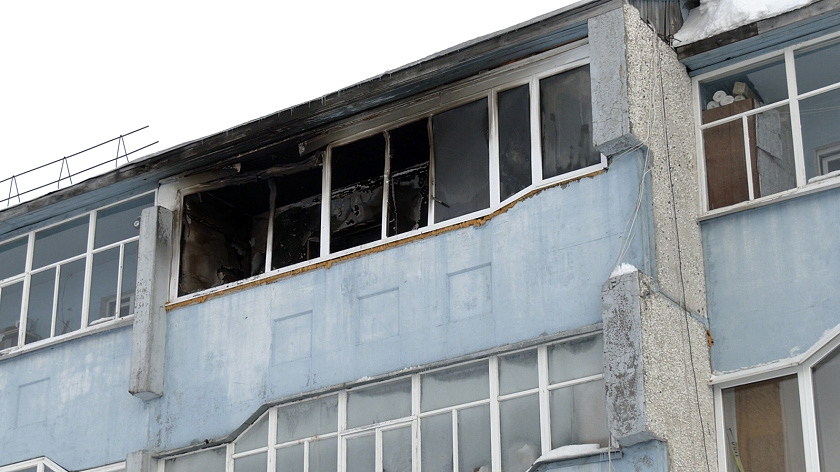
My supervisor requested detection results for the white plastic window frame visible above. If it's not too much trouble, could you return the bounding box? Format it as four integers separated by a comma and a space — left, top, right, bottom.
711, 326, 840, 472
693, 30, 840, 218
0, 191, 156, 355
169, 39, 606, 303
0, 458, 125, 472
162, 333, 607, 472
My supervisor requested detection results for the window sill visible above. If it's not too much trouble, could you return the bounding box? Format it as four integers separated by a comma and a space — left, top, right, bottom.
699, 173, 840, 222
0, 316, 134, 362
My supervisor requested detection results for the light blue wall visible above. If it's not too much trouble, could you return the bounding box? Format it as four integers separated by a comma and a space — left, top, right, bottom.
0, 326, 149, 469
154, 152, 654, 451
703, 187, 840, 373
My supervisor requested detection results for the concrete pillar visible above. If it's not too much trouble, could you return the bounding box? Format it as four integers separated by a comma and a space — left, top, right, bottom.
126, 450, 158, 472
130, 206, 174, 400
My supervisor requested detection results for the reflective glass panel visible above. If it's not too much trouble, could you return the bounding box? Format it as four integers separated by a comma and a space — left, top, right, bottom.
752, 105, 796, 197
55, 259, 85, 335
88, 247, 120, 324
94, 194, 153, 248
121, 241, 139, 316
500, 394, 541, 472
33, 217, 89, 269
26, 268, 55, 342
421, 360, 489, 412
310, 438, 337, 472
0, 282, 24, 350
272, 166, 322, 270
499, 349, 538, 396
347, 379, 411, 428
800, 88, 840, 181
346, 434, 375, 472
699, 56, 788, 112
236, 415, 269, 452
382, 426, 412, 472
813, 348, 840, 472
0, 237, 27, 281
165, 447, 226, 472
421, 412, 453, 472
498, 84, 532, 200
234, 452, 267, 472
550, 380, 609, 449
547, 334, 603, 385
795, 37, 840, 94
277, 395, 338, 443
276, 444, 304, 472
458, 404, 492, 472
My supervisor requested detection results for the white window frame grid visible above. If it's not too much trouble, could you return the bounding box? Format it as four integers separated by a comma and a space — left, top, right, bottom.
0, 458, 125, 472
693, 30, 840, 217
0, 191, 156, 354
711, 326, 840, 472
169, 39, 606, 303
166, 333, 607, 472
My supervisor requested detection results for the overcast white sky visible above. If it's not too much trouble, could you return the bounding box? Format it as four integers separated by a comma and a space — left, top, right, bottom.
0, 0, 581, 204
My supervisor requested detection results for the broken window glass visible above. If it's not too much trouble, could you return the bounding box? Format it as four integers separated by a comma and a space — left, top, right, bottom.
550, 379, 609, 449
88, 247, 120, 324
179, 181, 271, 296
165, 447, 226, 472
421, 413, 453, 471
421, 360, 489, 412
330, 134, 385, 253
500, 394, 541, 472
33, 217, 89, 269
432, 99, 490, 222
94, 194, 153, 248
387, 119, 430, 236
721, 376, 805, 472
276, 444, 304, 472
382, 426, 412, 472
0, 237, 27, 281
812, 347, 840, 472
498, 85, 532, 200
276, 395, 338, 443
346, 378, 411, 428
458, 404, 492, 472
272, 166, 323, 270
540, 65, 599, 178
0, 281, 24, 350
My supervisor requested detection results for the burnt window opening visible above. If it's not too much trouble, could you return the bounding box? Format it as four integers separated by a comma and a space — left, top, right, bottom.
272, 166, 322, 270
330, 134, 386, 253
432, 98, 491, 223
498, 85, 533, 201
387, 119, 430, 236
179, 181, 271, 296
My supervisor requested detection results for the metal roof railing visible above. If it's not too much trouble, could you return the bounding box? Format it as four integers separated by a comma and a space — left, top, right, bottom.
1, 126, 158, 208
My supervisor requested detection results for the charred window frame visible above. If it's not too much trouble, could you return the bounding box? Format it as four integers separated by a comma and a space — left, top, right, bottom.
175, 42, 603, 299
0, 192, 154, 352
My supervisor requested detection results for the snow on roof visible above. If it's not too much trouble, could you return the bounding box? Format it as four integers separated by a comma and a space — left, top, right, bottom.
534, 444, 608, 463
673, 0, 817, 45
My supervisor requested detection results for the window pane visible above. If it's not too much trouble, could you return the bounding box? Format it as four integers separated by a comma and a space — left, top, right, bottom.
94, 194, 154, 248
234, 452, 267, 472
800, 87, 840, 181
382, 426, 412, 472
540, 65, 599, 178
550, 380, 609, 449
499, 349, 538, 396
0, 281, 24, 350
700, 56, 787, 111
26, 268, 55, 342
179, 182, 271, 296
165, 448, 226, 472
236, 415, 269, 453
310, 438, 337, 472
88, 247, 120, 324
277, 395, 338, 443
547, 334, 603, 385
33, 217, 89, 269
347, 379, 411, 428
330, 134, 385, 253
276, 444, 304, 472
421, 360, 489, 412
388, 119, 430, 236
0, 237, 27, 281
795, 37, 840, 94
421, 413, 453, 472
498, 85, 532, 200
458, 404, 492, 472
813, 348, 840, 472
122, 241, 139, 316
753, 105, 796, 197
56, 259, 85, 335
432, 99, 490, 222
500, 394, 541, 472
722, 376, 805, 472
345, 434, 375, 472
272, 167, 322, 270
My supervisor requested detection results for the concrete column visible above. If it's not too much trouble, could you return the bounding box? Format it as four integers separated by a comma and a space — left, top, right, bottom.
126, 450, 158, 472
130, 206, 174, 400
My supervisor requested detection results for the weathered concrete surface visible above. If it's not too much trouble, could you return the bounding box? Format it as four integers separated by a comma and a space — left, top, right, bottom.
603, 267, 716, 472
126, 450, 157, 472
703, 187, 840, 372
130, 206, 174, 400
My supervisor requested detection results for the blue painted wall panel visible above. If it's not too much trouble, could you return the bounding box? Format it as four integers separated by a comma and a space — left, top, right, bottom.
703, 187, 840, 373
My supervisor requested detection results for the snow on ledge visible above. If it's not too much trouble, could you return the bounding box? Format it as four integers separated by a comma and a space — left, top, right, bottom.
673, 0, 816, 45
610, 263, 638, 279
534, 444, 610, 464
